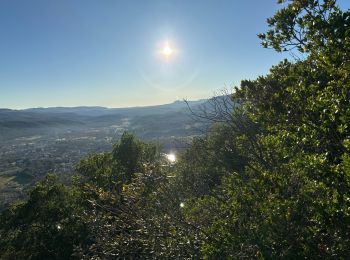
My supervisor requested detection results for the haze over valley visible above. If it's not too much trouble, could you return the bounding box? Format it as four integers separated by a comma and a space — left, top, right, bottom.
0, 99, 210, 209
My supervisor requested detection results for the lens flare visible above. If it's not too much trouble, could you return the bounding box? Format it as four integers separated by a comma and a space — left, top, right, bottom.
167, 153, 176, 163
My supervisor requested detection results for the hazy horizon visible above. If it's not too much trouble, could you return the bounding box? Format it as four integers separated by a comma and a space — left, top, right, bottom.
1, 97, 205, 110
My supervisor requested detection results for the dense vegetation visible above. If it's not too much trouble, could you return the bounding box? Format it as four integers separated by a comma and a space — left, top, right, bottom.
1, 0, 350, 258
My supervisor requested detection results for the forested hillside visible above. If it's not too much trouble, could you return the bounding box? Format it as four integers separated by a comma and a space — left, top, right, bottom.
1, 0, 350, 258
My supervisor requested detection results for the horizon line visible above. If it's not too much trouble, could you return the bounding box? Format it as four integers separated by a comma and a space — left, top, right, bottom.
0, 98, 208, 111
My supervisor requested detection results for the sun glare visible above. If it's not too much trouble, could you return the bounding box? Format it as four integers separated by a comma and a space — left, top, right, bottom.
162, 45, 173, 57
159, 41, 175, 60
167, 153, 176, 163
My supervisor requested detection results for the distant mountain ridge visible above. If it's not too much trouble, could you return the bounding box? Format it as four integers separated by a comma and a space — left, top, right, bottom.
0, 99, 209, 141
19, 99, 206, 114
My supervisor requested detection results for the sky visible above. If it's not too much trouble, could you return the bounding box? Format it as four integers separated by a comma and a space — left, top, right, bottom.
0, 0, 349, 109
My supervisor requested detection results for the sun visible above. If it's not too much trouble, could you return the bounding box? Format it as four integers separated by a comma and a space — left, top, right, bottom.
162, 44, 173, 57
159, 41, 175, 59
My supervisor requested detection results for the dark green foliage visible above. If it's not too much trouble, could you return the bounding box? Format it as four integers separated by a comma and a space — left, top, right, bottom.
0, 174, 89, 260
179, 0, 350, 258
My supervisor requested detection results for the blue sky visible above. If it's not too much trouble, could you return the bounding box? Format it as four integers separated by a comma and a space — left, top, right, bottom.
0, 0, 349, 109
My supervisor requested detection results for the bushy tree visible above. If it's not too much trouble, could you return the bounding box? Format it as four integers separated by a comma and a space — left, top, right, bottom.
0, 174, 89, 260
174, 0, 350, 258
